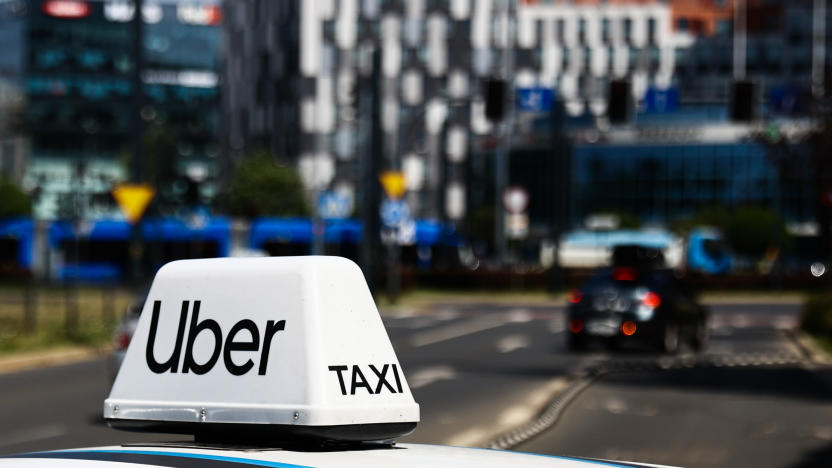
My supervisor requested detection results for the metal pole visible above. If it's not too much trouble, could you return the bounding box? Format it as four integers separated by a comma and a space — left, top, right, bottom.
494, 0, 516, 267
130, 0, 145, 283
312, 75, 326, 255
23, 279, 35, 334
386, 242, 400, 304
813, 0, 827, 99
360, 48, 383, 295
733, 0, 746, 80
131, 0, 145, 182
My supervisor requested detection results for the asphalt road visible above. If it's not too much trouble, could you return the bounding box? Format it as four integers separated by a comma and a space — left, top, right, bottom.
0, 299, 828, 468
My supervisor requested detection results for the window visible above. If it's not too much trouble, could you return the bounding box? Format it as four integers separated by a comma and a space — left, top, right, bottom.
716, 19, 731, 36
602, 18, 610, 43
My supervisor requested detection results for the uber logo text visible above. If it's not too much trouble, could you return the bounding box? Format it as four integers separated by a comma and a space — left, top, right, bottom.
327, 364, 404, 395
146, 300, 286, 376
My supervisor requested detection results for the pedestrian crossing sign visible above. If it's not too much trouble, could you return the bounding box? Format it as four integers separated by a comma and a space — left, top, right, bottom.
112, 183, 156, 224
379, 171, 407, 200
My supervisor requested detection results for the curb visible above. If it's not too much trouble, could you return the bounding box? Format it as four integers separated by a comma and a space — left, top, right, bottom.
485, 372, 599, 450
699, 295, 805, 305
0, 346, 111, 376
787, 329, 832, 366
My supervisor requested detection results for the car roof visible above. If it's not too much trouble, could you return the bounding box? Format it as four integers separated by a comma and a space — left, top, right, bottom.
0, 444, 675, 468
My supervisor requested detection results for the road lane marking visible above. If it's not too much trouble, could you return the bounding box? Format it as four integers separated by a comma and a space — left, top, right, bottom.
813, 426, 832, 441
507, 308, 533, 323
730, 314, 752, 328
388, 307, 417, 319
405, 317, 441, 329
407, 365, 456, 389
496, 334, 531, 353
445, 377, 568, 447
773, 315, 798, 330
435, 308, 461, 320
409, 317, 504, 347
0, 424, 68, 448
549, 321, 565, 333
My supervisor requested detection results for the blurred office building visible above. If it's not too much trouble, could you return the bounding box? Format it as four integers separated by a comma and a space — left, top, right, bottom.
9, 0, 222, 220
0, 0, 27, 184
222, 0, 689, 245
223, 0, 477, 225
519, 0, 827, 228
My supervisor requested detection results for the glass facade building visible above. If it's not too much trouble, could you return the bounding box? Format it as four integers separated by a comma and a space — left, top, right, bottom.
21, 0, 221, 219
0, 0, 27, 184
571, 141, 815, 225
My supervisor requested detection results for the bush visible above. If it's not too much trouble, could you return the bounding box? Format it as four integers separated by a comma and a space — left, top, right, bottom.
724, 207, 789, 258
801, 294, 832, 339
0, 178, 30, 218
225, 152, 309, 219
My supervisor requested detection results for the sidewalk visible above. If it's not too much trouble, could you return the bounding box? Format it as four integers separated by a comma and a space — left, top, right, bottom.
0, 345, 111, 376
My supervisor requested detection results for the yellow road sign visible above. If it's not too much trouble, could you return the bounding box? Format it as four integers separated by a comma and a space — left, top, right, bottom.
379, 171, 407, 200
112, 183, 155, 224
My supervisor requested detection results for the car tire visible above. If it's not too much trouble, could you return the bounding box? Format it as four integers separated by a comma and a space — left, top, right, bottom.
660, 322, 680, 354
567, 334, 587, 352
691, 319, 708, 352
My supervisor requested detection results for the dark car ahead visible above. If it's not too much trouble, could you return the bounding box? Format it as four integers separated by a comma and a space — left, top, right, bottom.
566, 245, 708, 353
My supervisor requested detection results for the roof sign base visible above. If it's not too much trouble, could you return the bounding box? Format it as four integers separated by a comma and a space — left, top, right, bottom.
107, 419, 417, 443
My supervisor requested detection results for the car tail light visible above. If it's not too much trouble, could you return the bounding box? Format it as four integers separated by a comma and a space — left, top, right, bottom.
114, 331, 131, 350
568, 318, 584, 333
567, 289, 583, 304
621, 321, 637, 336
642, 291, 661, 308
612, 267, 637, 281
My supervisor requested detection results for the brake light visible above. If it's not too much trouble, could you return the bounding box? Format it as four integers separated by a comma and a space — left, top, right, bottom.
115, 331, 131, 350
621, 321, 637, 336
642, 291, 661, 308
612, 267, 637, 281
568, 318, 584, 333
567, 289, 583, 304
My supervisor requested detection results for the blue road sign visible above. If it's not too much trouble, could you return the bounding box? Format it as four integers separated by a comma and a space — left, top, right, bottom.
644, 87, 679, 114
516, 88, 555, 112
380, 199, 412, 229
318, 191, 352, 219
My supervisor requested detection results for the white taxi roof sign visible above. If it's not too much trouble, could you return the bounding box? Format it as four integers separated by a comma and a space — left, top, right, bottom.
104, 256, 419, 442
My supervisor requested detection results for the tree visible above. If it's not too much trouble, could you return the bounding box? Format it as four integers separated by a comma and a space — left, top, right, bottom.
139, 126, 181, 215
808, 99, 832, 262
0, 178, 30, 218
723, 207, 789, 258
225, 152, 308, 218
671, 206, 732, 235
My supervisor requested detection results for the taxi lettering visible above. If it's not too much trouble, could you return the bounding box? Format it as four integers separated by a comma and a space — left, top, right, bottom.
145, 300, 286, 376
328, 364, 404, 395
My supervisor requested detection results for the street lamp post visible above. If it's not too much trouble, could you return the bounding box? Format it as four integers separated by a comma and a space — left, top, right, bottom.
493, 0, 517, 268
129, 0, 146, 283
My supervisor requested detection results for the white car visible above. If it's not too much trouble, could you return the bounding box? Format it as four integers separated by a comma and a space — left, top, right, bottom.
3, 257, 676, 468
108, 300, 142, 381
2, 444, 669, 467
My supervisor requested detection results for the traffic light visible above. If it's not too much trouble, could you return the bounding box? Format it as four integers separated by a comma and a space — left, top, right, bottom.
484, 78, 506, 122
608, 79, 630, 124
730, 80, 755, 122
